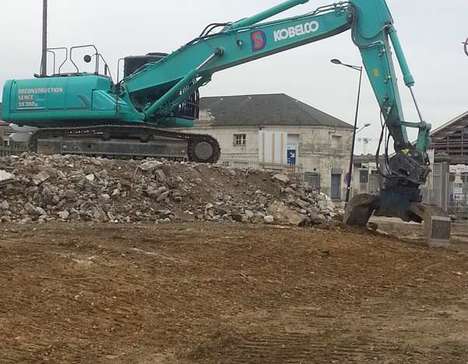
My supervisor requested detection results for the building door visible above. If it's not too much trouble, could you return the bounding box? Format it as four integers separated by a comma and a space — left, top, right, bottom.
331, 174, 342, 200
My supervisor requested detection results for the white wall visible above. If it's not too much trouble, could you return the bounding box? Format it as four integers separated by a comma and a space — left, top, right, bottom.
176, 124, 353, 200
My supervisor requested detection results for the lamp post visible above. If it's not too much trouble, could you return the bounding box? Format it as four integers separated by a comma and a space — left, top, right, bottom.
40, 0, 48, 76
331, 58, 363, 203
356, 123, 371, 135
464, 38, 468, 57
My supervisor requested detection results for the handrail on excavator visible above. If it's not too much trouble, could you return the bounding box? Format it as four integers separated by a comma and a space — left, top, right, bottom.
229, 0, 309, 30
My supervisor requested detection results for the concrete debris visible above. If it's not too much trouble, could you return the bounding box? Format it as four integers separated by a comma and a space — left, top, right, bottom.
272, 174, 290, 184
0, 170, 14, 185
139, 160, 163, 171
267, 201, 310, 227
32, 171, 50, 186
0, 154, 342, 225
245, 210, 254, 219
58, 210, 70, 220
0, 201, 10, 210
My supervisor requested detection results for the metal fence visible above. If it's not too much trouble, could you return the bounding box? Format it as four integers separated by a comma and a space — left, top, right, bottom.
420, 161, 468, 219
447, 172, 468, 219
422, 162, 449, 210
0, 143, 29, 157
448, 191, 468, 219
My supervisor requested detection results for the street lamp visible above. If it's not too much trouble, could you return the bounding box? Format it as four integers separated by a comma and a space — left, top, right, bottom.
40, 0, 48, 76
463, 38, 468, 57
331, 58, 363, 203
356, 123, 371, 134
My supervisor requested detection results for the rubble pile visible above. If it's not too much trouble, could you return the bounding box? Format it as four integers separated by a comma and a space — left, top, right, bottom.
0, 154, 341, 225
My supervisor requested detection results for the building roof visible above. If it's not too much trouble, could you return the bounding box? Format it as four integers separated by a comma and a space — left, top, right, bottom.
430, 111, 468, 139
199, 93, 353, 129
428, 111, 468, 165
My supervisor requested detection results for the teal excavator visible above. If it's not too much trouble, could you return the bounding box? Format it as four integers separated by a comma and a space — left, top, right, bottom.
1, 0, 451, 240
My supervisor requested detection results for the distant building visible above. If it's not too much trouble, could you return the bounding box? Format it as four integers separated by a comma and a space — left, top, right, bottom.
0, 103, 10, 145
427, 111, 468, 216
430, 111, 468, 164
182, 93, 354, 200
351, 154, 382, 196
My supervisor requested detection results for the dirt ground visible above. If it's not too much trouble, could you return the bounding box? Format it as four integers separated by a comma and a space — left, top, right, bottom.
1, 223, 468, 363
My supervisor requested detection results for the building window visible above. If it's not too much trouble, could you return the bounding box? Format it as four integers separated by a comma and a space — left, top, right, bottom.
331, 135, 342, 148
359, 169, 369, 184
233, 134, 246, 146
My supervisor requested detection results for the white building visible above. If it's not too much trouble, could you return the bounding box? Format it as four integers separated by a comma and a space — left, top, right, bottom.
351, 155, 381, 196
186, 94, 354, 200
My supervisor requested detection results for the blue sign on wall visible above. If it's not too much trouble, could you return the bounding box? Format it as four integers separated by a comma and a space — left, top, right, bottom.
287, 149, 297, 166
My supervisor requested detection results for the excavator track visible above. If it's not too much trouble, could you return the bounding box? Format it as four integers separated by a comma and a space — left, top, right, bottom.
28, 124, 221, 163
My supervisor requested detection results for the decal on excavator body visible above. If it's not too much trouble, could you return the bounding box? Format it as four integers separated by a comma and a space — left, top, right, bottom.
251, 30, 267, 51
273, 21, 320, 42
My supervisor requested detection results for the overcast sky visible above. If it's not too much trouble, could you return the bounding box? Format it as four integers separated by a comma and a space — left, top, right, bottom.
1, 0, 467, 154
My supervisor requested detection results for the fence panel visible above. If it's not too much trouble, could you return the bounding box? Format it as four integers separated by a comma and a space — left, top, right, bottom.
0, 143, 29, 157
423, 161, 449, 212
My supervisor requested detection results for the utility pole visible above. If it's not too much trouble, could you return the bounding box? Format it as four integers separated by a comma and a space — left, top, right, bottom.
40, 0, 48, 76
330, 59, 363, 203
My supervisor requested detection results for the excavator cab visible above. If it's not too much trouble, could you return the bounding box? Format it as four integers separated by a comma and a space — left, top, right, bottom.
123, 53, 168, 78
124, 53, 200, 121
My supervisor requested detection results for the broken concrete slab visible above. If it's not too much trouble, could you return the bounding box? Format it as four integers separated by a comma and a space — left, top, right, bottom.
422, 205, 451, 248
272, 174, 290, 184
0, 170, 14, 185
32, 171, 50, 186
268, 200, 309, 226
